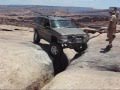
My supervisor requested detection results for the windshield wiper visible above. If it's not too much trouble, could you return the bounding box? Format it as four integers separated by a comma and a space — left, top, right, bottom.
65, 26, 74, 28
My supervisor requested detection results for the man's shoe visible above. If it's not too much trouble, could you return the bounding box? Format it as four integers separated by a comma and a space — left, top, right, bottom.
106, 44, 112, 49
100, 44, 112, 53
113, 35, 116, 39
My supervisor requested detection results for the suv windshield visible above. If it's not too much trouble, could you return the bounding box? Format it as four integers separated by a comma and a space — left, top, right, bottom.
51, 20, 77, 28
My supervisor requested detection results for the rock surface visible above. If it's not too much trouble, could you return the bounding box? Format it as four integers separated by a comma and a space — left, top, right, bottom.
42, 33, 120, 90
42, 69, 120, 90
0, 25, 53, 90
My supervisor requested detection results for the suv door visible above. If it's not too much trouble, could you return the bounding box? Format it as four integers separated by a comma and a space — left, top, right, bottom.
41, 18, 52, 42
35, 17, 44, 38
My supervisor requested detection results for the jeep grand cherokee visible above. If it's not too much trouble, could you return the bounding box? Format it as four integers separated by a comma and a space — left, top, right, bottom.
34, 16, 89, 56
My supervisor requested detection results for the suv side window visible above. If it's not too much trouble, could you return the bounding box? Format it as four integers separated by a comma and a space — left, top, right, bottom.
34, 17, 43, 26
39, 18, 44, 26
43, 19, 50, 28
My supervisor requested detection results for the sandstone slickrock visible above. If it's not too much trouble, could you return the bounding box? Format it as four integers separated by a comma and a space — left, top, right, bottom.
0, 25, 54, 90
42, 33, 120, 90
42, 69, 120, 90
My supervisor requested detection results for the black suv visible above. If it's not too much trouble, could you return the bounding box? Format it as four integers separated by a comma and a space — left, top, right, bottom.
34, 16, 89, 56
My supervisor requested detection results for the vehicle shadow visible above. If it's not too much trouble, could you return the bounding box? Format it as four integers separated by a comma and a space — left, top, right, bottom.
34, 42, 85, 75
37, 43, 69, 75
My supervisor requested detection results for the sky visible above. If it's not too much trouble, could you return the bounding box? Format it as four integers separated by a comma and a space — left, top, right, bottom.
0, 0, 120, 9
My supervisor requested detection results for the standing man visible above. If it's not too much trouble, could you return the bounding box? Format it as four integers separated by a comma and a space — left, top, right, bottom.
113, 7, 119, 24
106, 8, 117, 49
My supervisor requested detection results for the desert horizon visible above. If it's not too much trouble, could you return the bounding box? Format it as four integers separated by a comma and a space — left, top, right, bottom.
0, 1, 120, 90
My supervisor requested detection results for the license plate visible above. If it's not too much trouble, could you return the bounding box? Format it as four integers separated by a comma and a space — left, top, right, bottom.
76, 38, 82, 43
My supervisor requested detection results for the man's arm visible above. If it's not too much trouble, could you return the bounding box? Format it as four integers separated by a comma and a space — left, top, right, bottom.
108, 16, 114, 30
108, 21, 113, 30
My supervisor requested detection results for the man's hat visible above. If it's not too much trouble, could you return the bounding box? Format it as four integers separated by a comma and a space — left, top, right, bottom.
109, 10, 116, 14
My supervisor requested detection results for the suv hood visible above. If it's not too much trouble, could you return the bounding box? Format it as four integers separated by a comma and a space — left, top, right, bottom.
53, 28, 86, 35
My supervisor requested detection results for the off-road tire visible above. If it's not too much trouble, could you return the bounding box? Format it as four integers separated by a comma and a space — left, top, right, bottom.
33, 30, 40, 44
74, 43, 88, 53
50, 43, 63, 57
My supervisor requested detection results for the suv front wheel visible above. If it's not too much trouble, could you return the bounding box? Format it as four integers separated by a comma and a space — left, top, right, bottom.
74, 43, 88, 53
33, 30, 40, 44
50, 43, 63, 57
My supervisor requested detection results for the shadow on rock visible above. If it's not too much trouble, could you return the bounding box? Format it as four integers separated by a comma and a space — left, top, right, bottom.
96, 64, 120, 72
37, 43, 69, 75
70, 51, 85, 63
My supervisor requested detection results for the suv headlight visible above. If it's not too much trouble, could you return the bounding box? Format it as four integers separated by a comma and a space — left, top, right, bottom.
60, 35, 68, 42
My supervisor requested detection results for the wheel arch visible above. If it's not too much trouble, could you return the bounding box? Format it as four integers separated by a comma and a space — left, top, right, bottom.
51, 36, 58, 43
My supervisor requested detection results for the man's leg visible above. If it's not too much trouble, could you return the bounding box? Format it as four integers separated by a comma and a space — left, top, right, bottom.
109, 28, 116, 45
106, 31, 110, 41
108, 33, 114, 48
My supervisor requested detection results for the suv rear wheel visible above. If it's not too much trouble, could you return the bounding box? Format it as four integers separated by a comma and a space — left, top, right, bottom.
74, 43, 88, 53
50, 43, 63, 57
33, 30, 40, 44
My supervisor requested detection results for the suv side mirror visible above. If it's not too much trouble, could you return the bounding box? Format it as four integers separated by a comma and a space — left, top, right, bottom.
44, 22, 50, 29
45, 26, 50, 29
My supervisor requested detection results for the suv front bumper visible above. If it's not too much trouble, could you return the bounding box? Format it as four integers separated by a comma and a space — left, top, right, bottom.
59, 39, 88, 49
58, 34, 89, 48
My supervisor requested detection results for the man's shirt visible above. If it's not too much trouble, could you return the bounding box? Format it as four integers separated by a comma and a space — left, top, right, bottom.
110, 15, 117, 29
